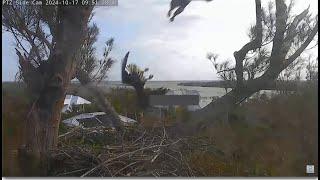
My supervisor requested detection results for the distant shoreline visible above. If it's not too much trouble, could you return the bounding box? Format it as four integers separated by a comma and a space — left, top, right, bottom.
177, 80, 308, 91
2, 80, 308, 91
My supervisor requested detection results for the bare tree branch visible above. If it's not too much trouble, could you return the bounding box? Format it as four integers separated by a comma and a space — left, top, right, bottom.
282, 6, 311, 54
217, 68, 235, 74
282, 21, 318, 69
233, 0, 263, 87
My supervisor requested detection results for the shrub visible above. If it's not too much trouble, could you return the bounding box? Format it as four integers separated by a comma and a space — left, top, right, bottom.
196, 86, 318, 176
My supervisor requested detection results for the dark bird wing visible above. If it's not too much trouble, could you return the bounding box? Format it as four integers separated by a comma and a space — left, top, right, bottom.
121, 51, 130, 83
168, 0, 191, 21
168, 0, 213, 21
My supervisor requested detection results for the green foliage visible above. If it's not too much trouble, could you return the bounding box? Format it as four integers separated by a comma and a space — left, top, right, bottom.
106, 88, 142, 117
2, 82, 30, 176
3, 82, 318, 176
126, 64, 154, 85
106, 87, 169, 119
175, 106, 191, 123
196, 86, 318, 176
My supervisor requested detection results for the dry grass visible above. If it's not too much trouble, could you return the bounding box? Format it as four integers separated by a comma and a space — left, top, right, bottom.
2, 85, 29, 176
49, 126, 195, 177
2, 82, 318, 177
197, 86, 318, 176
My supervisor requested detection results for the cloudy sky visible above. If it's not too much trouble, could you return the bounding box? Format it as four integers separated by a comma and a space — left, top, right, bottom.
2, 0, 318, 81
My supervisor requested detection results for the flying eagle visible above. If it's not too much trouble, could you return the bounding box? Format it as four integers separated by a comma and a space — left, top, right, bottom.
168, 0, 214, 22
168, 0, 191, 22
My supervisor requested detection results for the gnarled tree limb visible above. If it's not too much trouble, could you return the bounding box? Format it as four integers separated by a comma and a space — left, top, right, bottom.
233, 0, 263, 88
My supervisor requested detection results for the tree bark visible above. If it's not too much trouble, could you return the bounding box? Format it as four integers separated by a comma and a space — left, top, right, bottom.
20, 95, 65, 176
17, 6, 93, 176
191, 74, 273, 129
134, 84, 148, 109
188, 0, 318, 131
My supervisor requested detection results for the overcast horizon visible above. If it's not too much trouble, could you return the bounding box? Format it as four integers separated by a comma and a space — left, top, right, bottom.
2, 0, 318, 81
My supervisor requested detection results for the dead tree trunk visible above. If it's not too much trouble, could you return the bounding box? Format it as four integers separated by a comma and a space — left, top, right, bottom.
22, 96, 65, 175
190, 0, 318, 129
192, 74, 272, 125
15, 6, 93, 176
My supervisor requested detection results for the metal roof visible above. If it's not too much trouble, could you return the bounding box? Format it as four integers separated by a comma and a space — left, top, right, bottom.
166, 89, 200, 95
62, 94, 92, 113
62, 112, 137, 127
63, 94, 91, 105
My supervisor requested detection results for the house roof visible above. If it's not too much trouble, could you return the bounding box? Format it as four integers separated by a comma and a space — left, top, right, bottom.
149, 89, 200, 106
64, 94, 91, 105
62, 112, 137, 128
166, 89, 200, 95
62, 94, 91, 113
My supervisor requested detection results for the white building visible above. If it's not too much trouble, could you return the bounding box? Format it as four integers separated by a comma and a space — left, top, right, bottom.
62, 94, 91, 113
161, 89, 201, 111
62, 112, 137, 128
